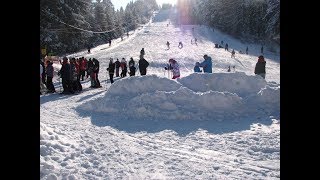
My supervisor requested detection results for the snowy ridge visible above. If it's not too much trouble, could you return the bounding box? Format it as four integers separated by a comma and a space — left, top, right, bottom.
78, 73, 279, 121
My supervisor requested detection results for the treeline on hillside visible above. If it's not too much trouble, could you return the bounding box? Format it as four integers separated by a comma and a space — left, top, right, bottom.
175, 0, 280, 44
40, 0, 158, 56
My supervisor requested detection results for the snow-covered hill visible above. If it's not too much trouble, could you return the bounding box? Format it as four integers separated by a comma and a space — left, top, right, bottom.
40, 10, 280, 179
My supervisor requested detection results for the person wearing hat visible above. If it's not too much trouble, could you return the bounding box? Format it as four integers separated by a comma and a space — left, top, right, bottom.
254, 55, 266, 79
199, 54, 213, 73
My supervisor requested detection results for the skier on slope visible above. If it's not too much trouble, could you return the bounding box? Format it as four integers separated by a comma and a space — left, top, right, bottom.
165, 59, 180, 79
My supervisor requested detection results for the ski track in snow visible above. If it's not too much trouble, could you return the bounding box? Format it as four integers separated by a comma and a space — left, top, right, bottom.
41, 10, 280, 179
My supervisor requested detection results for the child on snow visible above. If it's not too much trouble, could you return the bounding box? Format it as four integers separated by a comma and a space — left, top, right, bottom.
194, 62, 202, 72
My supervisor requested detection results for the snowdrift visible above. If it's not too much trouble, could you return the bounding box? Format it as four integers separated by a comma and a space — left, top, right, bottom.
78, 73, 279, 120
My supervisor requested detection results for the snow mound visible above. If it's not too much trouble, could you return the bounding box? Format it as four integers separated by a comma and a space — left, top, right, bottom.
79, 73, 279, 120
178, 72, 267, 97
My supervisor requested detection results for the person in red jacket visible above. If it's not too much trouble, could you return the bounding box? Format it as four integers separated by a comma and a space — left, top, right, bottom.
79, 57, 87, 81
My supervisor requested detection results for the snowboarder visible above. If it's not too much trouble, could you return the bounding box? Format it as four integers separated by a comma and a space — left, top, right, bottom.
254, 55, 266, 79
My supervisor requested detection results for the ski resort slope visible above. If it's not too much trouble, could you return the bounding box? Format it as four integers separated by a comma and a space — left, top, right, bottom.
40, 10, 280, 179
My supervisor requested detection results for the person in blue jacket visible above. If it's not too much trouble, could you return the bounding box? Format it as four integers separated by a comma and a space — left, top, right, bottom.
194, 62, 202, 72
199, 54, 212, 73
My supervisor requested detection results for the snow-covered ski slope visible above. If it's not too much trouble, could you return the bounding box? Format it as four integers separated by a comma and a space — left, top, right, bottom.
41, 9, 280, 179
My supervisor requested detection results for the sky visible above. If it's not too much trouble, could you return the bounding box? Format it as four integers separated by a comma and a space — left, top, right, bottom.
41, 9, 280, 179
111, 0, 177, 10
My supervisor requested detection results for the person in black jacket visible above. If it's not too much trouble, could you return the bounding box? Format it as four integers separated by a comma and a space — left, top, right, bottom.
59, 57, 74, 94
45, 61, 56, 93
93, 58, 101, 87
115, 58, 120, 77
254, 55, 266, 79
107, 58, 115, 84
138, 54, 149, 75
129, 57, 136, 76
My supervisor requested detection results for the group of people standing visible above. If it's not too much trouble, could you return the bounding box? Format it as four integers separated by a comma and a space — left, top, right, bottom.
106, 48, 149, 84
40, 45, 267, 95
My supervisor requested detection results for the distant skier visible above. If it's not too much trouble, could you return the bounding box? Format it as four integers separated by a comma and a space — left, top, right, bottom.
166, 41, 170, 49
178, 41, 183, 49
109, 39, 112, 46
261, 46, 264, 54
246, 46, 248, 54
231, 49, 235, 58
88, 47, 91, 54
194, 38, 197, 45
225, 43, 229, 51
227, 66, 231, 72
